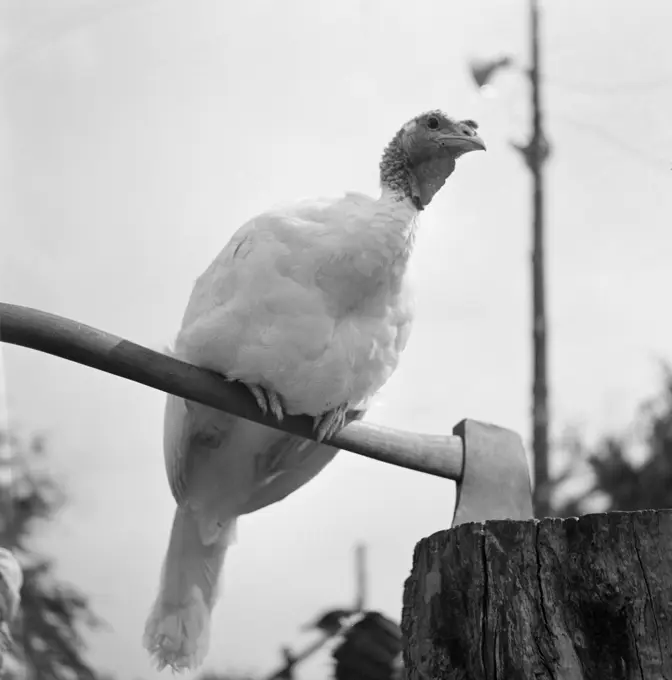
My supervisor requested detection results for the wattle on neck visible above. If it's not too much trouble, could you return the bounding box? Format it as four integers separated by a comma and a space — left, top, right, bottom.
378, 135, 457, 211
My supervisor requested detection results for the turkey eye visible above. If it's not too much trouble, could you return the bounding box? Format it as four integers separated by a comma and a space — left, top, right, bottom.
427, 116, 440, 130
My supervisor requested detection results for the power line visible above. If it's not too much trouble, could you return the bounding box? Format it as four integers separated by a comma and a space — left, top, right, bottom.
477, 67, 670, 173
547, 74, 672, 96
487, 80, 670, 173
552, 111, 670, 172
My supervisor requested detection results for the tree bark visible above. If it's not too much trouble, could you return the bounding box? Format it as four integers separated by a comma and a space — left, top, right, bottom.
402, 510, 672, 679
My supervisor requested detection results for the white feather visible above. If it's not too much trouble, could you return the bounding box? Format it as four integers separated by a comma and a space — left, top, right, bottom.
143, 508, 232, 671
145, 188, 417, 671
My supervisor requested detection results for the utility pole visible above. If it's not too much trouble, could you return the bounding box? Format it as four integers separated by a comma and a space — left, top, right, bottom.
469, 0, 551, 517
264, 543, 368, 680
354, 543, 367, 613
524, 0, 551, 518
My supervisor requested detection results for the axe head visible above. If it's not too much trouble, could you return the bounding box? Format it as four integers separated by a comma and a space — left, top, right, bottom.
451, 419, 534, 526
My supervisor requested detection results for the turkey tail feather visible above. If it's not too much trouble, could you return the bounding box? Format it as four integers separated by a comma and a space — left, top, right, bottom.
143, 507, 233, 671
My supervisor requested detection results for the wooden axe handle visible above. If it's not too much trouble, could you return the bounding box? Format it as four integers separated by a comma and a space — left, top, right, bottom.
0, 303, 464, 480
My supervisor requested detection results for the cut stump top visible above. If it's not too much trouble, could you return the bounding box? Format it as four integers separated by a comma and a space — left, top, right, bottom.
403, 509, 672, 680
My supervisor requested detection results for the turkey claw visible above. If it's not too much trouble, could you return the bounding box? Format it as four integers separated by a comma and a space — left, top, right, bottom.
244, 384, 285, 422
313, 405, 349, 442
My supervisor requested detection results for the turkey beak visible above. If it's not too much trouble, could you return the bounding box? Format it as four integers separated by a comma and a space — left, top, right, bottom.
437, 127, 487, 153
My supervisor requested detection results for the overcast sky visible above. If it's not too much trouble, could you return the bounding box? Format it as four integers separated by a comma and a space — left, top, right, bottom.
1, 0, 671, 678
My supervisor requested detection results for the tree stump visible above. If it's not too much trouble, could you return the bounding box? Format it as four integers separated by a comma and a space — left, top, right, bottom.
402, 510, 672, 680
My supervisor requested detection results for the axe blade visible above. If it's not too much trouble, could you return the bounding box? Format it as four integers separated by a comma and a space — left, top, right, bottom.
451, 419, 534, 526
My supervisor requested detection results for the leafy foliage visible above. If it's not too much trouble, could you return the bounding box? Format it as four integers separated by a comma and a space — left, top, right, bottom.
0, 430, 106, 679
553, 368, 672, 516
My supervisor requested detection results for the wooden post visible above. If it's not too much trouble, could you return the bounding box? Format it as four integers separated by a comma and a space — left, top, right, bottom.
527, 0, 551, 518
403, 510, 672, 679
